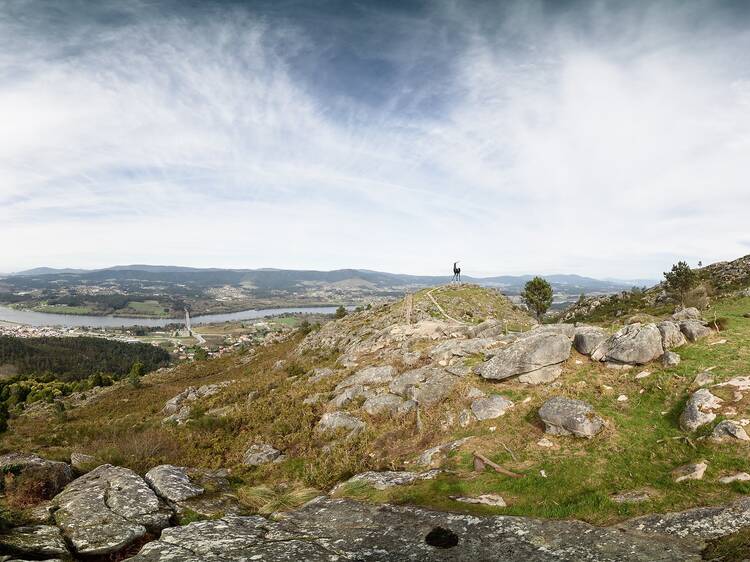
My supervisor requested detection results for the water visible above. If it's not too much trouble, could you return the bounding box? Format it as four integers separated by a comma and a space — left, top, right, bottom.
0, 305, 339, 328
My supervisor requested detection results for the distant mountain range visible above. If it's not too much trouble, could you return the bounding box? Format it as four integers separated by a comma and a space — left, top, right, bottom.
8, 265, 651, 295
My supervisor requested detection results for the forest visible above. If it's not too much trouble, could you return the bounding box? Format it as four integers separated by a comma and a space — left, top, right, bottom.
0, 336, 170, 380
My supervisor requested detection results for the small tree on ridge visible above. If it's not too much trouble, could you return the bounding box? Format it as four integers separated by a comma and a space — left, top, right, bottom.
522, 276, 553, 321
664, 261, 697, 306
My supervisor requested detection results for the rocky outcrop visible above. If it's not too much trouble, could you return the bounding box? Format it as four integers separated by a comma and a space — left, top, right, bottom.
590, 323, 663, 365
452, 494, 507, 507
662, 351, 681, 367
470, 395, 513, 421
124, 497, 705, 561
657, 321, 687, 350
335, 366, 396, 391
242, 444, 282, 466
538, 397, 604, 438
70, 452, 98, 472
428, 337, 497, 363
0, 524, 70, 560
145, 465, 204, 502
711, 420, 750, 442
532, 323, 576, 339
316, 411, 365, 436
0, 453, 74, 499
362, 393, 414, 416
475, 332, 571, 383
52, 464, 170, 556
679, 320, 713, 342
162, 381, 234, 424
672, 461, 708, 483
679, 389, 722, 432
622, 495, 750, 541
672, 307, 702, 321
387, 366, 459, 406
334, 470, 441, 491
573, 326, 607, 355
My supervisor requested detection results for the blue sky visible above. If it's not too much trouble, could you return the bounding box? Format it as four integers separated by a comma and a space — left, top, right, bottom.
1, 0, 749, 277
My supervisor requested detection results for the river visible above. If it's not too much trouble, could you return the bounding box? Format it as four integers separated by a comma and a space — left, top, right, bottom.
0, 305, 340, 328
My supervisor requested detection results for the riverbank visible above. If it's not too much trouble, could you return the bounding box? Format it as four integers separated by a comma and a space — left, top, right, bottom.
0, 305, 342, 328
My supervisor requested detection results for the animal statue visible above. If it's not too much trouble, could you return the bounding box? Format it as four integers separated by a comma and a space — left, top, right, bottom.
452, 261, 461, 283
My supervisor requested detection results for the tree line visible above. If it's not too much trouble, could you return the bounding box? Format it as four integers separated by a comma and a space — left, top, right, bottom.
0, 336, 170, 381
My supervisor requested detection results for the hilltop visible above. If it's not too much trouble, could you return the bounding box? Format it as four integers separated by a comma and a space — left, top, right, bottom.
561, 254, 750, 324
3, 282, 750, 560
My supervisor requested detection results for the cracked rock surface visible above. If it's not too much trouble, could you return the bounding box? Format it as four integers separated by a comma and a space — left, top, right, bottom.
124, 497, 703, 561
52, 464, 171, 556
145, 465, 204, 502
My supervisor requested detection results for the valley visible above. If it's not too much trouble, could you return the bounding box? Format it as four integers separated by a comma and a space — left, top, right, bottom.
0, 265, 642, 319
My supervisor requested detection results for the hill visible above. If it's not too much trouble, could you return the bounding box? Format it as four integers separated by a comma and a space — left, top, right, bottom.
1, 265, 636, 318
560, 254, 750, 324
3, 284, 750, 559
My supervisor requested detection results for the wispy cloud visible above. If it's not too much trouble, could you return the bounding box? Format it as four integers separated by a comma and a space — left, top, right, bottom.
1, 0, 749, 276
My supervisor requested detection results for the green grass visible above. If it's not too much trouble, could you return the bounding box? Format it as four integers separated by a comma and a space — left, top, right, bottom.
335, 296, 750, 523
126, 300, 170, 317
3, 291, 750, 529
33, 304, 97, 315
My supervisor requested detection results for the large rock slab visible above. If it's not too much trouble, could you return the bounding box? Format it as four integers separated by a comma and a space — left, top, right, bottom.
471, 395, 513, 421
0, 453, 74, 499
333, 470, 441, 492
405, 370, 459, 406
387, 367, 458, 406
428, 337, 496, 362
657, 321, 687, 350
711, 420, 750, 442
672, 307, 702, 321
316, 411, 365, 436
0, 524, 70, 559
475, 332, 571, 381
621, 496, 750, 540
124, 497, 706, 561
145, 465, 204, 502
573, 326, 607, 355
590, 323, 663, 365
679, 389, 723, 432
362, 393, 414, 416
518, 364, 563, 385
335, 366, 396, 392
52, 464, 171, 556
532, 323, 576, 339
679, 320, 713, 342
538, 397, 604, 438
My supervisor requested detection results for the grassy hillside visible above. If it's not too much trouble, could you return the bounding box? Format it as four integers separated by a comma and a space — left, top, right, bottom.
1, 287, 749, 528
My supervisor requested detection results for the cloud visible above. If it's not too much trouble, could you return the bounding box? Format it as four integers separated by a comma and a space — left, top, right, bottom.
0, 0, 749, 277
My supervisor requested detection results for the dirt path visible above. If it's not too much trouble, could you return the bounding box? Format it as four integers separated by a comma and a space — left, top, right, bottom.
425, 287, 466, 324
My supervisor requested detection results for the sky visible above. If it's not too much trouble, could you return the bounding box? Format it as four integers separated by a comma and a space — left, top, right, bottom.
1, 0, 749, 278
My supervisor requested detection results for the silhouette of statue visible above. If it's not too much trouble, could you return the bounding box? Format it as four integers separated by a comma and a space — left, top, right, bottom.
452, 262, 461, 283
